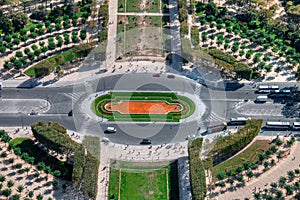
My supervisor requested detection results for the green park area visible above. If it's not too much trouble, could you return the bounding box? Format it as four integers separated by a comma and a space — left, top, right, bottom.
108, 161, 178, 200
212, 140, 271, 177
116, 15, 165, 57
118, 0, 160, 13
91, 92, 195, 122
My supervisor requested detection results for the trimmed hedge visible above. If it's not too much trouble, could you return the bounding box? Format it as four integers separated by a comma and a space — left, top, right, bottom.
33, 59, 55, 77
207, 49, 237, 64
207, 49, 253, 80
188, 138, 207, 200
210, 119, 263, 165
72, 136, 100, 200
233, 62, 253, 79
31, 121, 78, 155
72, 145, 86, 187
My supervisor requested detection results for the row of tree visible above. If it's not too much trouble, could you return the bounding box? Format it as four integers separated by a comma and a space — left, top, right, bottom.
3, 30, 86, 70
196, 4, 300, 67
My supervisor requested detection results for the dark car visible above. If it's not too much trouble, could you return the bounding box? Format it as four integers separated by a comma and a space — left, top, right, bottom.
140, 139, 151, 145
68, 110, 73, 116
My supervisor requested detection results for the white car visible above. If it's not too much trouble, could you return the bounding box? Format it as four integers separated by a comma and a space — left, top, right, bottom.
105, 127, 116, 133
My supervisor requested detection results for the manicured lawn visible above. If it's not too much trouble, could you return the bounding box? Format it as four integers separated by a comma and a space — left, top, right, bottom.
124, 0, 159, 12
212, 140, 271, 177
118, 0, 126, 12
9, 137, 30, 146
108, 162, 179, 200
92, 92, 195, 122
24, 67, 36, 77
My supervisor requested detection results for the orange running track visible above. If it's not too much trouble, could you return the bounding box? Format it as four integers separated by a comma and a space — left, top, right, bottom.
104, 101, 183, 114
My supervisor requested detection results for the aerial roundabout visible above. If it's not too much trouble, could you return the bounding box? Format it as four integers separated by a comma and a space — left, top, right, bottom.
72, 73, 221, 145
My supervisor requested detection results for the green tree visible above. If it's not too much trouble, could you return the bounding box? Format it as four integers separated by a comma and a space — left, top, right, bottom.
12, 194, 19, 200
236, 175, 244, 183
254, 192, 261, 200
37, 194, 43, 200
275, 190, 283, 198
1, 18, 14, 34
276, 139, 283, 146
246, 170, 254, 180
28, 191, 34, 198
243, 162, 252, 171
0, 175, 6, 182
2, 189, 11, 198
205, 0, 218, 16
17, 185, 24, 193
24, 167, 30, 176
7, 180, 14, 188
287, 170, 295, 181
263, 161, 269, 169
279, 176, 286, 187
8, 158, 14, 166
270, 182, 277, 189
0, 46, 6, 54
12, 13, 28, 31
285, 184, 294, 195
80, 29, 87, 41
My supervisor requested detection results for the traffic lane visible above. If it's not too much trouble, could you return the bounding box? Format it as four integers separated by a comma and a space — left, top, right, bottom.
0, 87, 73, 99
97, 121, 199, 145
0, 114, 76, 130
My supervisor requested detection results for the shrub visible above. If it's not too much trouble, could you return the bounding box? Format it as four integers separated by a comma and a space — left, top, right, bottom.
188, 138, 206, 200
207, 49, 237, 64
33, 60, 55, 77
191, 27, 200, 46
210, 119, 263, 165
233, 62, 253, 80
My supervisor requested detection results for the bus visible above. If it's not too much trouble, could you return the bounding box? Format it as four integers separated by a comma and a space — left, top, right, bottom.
206, 122, 227, 134
266, 121, 290, 129
229, 117, 251, 125
292, 122, 300, 130
258, 85, 279, 90
256, 95, 268, 102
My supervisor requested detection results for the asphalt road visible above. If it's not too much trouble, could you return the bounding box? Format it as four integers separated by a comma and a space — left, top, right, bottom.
0, 74, 298, 144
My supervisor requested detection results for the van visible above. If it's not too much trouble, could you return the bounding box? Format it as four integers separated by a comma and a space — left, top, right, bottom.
105, 127, 116, 133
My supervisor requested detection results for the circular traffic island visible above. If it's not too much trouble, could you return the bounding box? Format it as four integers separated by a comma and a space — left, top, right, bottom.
91, 91, 196, 122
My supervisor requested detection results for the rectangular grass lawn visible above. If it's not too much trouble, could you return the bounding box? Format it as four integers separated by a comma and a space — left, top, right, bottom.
108, 163, 179, 200
125, 0, 159, 12
212, 140, 271, 177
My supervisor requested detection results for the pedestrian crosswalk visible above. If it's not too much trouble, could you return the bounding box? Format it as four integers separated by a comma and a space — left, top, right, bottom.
194, 84, 201, 96
198, 111, 226, 127
62, 92, 87, 101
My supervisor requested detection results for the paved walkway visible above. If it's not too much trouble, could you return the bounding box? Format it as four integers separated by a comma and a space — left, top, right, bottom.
106, 0, 118, 69
217, 141, 300, 199
169, 0, 182, 72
